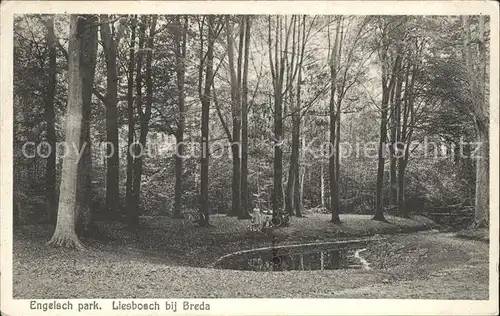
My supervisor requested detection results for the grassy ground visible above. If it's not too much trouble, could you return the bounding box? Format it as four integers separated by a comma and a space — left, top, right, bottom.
12, 213, 489, 299
456, 227, 490, 242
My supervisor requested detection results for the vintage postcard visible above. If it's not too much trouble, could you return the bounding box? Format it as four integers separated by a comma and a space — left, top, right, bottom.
1, 1, 498, 315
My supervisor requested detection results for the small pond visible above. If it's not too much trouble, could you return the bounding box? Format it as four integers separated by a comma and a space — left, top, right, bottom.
213, 239, 373, 271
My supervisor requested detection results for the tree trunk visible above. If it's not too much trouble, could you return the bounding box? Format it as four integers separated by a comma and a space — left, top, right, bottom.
285, 25, 297, 218
76, 14, 98, 235
293, 123, 302, 217
334, 18, 343, 194
473, 16, 489, 228
334, 96, 341, 210
173, 130, 184, 218
298, 166, 305, 216
126, 16, 137, 225
391, 60, 404, 206
199, 15, 215, 226
273, 88, 284, 221
225, 16, 242, 217
389, 99, 398, 206
329, 109, 339, 222
268, 16, 285, 222
474, 128, 489, 227
328, 17, 341, 223
374, 33, 400, 222
76, 89, 93, 236
285, 94, 296, 216
292, 59, 302, 217
230, 131, 241, 218
44, 16, 57, 223
240, 16, 251, 219
462, 16, 489, 228
397, 158, 407, 217
129, 17, 146, 228
285, 166, 295, 215
389, 152, 397, 206
129, 16, 156, 227
100, 14, 120, 220
374, 90, 389, 222
47, 15, 96, 249
135, 16, 156, 221
293, 168, 300, 217
284, 17, 297, 218
173, 16, 188, 219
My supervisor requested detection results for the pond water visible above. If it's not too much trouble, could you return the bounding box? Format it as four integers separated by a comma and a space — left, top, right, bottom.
213, 239, 372, 272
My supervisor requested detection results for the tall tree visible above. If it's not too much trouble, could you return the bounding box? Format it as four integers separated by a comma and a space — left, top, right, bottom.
240, 15, 252, 219
373, 18, 401, 222
43, 16, 57, 223
285, 15, 308, 218
126, 15, 137, 225
199, 15, 217, 226
268, 16, 283, 221
396, 43, 422, 217
129, 16, 146, 227
100, 14, 125, 220
76, 13, 99, 235
325, 16, 371, 222
333, 19, 344, 216
292, 32, 304, 218
47, 15, 98, 249
328, 16, 342, 223
284, 16, 298, 217
462, 16, 489, 228
225, 15, 242, 217
268, 16, 299, 223
130, 15, 157, 227
388, 62, 401, 206
173, 15, 189, 219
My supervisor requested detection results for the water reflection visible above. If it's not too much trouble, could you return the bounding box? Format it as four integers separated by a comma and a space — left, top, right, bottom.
220, 247, 363, 271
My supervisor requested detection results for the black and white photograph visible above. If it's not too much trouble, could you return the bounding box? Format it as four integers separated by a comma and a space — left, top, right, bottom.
1, 1, 498, 315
